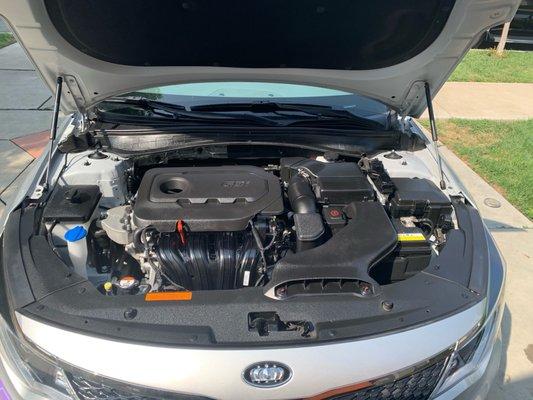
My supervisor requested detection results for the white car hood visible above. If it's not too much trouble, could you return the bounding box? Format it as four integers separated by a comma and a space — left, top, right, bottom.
0, 0, 519, 116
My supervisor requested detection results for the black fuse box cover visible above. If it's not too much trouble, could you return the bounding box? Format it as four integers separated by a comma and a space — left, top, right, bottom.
43, 185, 101, 222
389, 178, 452, 227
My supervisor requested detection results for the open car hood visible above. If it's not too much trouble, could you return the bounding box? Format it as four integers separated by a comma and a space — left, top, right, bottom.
1, 0, 519, 117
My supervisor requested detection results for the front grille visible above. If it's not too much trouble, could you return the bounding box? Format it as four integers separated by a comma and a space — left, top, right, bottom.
66, 357, 445, 400
67, 374, 159, 400
328, 358, 446, 400
66, 373, 210, 400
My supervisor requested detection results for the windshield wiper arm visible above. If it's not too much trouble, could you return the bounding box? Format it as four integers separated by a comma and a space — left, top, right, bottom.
191, 102, 382, 129
99, 98, 280, 126
102, 97, 186, 116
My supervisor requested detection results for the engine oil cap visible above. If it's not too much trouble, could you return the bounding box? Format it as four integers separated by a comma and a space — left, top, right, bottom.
118, 276, 138, 290
64, 226, 88, 242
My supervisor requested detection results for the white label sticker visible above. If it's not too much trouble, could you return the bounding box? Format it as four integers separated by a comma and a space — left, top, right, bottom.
243, 270, 251, 286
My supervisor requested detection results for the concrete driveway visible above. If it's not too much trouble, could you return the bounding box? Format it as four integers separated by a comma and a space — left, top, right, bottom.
0, 40, 532, 399
421, 82, 533, 120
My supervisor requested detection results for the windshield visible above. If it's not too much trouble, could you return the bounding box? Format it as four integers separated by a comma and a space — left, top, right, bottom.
114, 82, 390, 124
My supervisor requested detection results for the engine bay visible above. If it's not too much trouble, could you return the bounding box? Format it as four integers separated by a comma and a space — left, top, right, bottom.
42, 149, 455, 298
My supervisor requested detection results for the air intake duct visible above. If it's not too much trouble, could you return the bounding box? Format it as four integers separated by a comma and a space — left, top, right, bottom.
288, 174, 324, 251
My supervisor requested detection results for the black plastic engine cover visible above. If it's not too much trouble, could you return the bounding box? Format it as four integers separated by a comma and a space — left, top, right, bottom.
265, 202, 397, 297
133, 167, 283, 232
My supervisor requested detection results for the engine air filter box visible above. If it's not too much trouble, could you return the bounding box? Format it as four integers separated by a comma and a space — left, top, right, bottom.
281, 158, 374, 204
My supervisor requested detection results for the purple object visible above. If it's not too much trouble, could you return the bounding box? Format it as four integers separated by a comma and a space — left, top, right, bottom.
0, 381, 12, 400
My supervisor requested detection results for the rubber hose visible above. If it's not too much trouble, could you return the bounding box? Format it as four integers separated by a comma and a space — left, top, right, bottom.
288, 175, 317, 214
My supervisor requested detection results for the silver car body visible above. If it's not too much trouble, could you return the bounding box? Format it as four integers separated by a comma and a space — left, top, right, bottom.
0, 115, 506, 399
0, 0, 512, 398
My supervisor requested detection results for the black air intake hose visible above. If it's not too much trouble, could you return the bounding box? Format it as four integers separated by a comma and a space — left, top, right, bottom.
287, 174, 324, 251
288, 175, 318, 214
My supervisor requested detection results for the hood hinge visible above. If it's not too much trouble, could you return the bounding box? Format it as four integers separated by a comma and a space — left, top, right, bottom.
63, 74, 87, 113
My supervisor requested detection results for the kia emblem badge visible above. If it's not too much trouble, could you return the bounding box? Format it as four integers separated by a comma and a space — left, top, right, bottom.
243, 362, 292, 387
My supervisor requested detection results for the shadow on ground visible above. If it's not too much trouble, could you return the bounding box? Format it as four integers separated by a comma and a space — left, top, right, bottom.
488, 305, 533, 399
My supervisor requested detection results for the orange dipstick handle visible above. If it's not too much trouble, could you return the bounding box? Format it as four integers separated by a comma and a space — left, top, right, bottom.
176, 220, 187, 245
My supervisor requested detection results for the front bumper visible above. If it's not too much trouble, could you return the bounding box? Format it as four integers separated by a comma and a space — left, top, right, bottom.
0, 299, 502, 400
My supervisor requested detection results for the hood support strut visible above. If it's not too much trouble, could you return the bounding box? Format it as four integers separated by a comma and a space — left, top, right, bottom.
43, 77, 63, 191
424, 82, 446, 190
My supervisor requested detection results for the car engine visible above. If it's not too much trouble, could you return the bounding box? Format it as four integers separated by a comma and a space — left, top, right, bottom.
43, 151, 454, 297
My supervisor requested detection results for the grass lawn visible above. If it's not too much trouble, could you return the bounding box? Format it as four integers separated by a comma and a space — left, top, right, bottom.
449, 49, 533, 83
421, 119, 533, 219
0, 33, 15, 49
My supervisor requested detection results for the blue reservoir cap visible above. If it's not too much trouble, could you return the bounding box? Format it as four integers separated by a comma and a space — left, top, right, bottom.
64, 226, 87, 242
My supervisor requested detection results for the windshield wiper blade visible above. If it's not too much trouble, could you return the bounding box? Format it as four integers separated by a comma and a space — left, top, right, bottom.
191, 102, 382, 129
99, 98, 280, 126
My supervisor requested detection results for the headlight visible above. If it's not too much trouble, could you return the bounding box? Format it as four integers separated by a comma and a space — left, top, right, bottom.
0, 315, 200, 400
431, 305, 501, 398
0, 315, 75, 399
430, 229, 505, 398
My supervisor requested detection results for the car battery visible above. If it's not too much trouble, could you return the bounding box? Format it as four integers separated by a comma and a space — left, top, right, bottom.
371, 219, 432, 283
